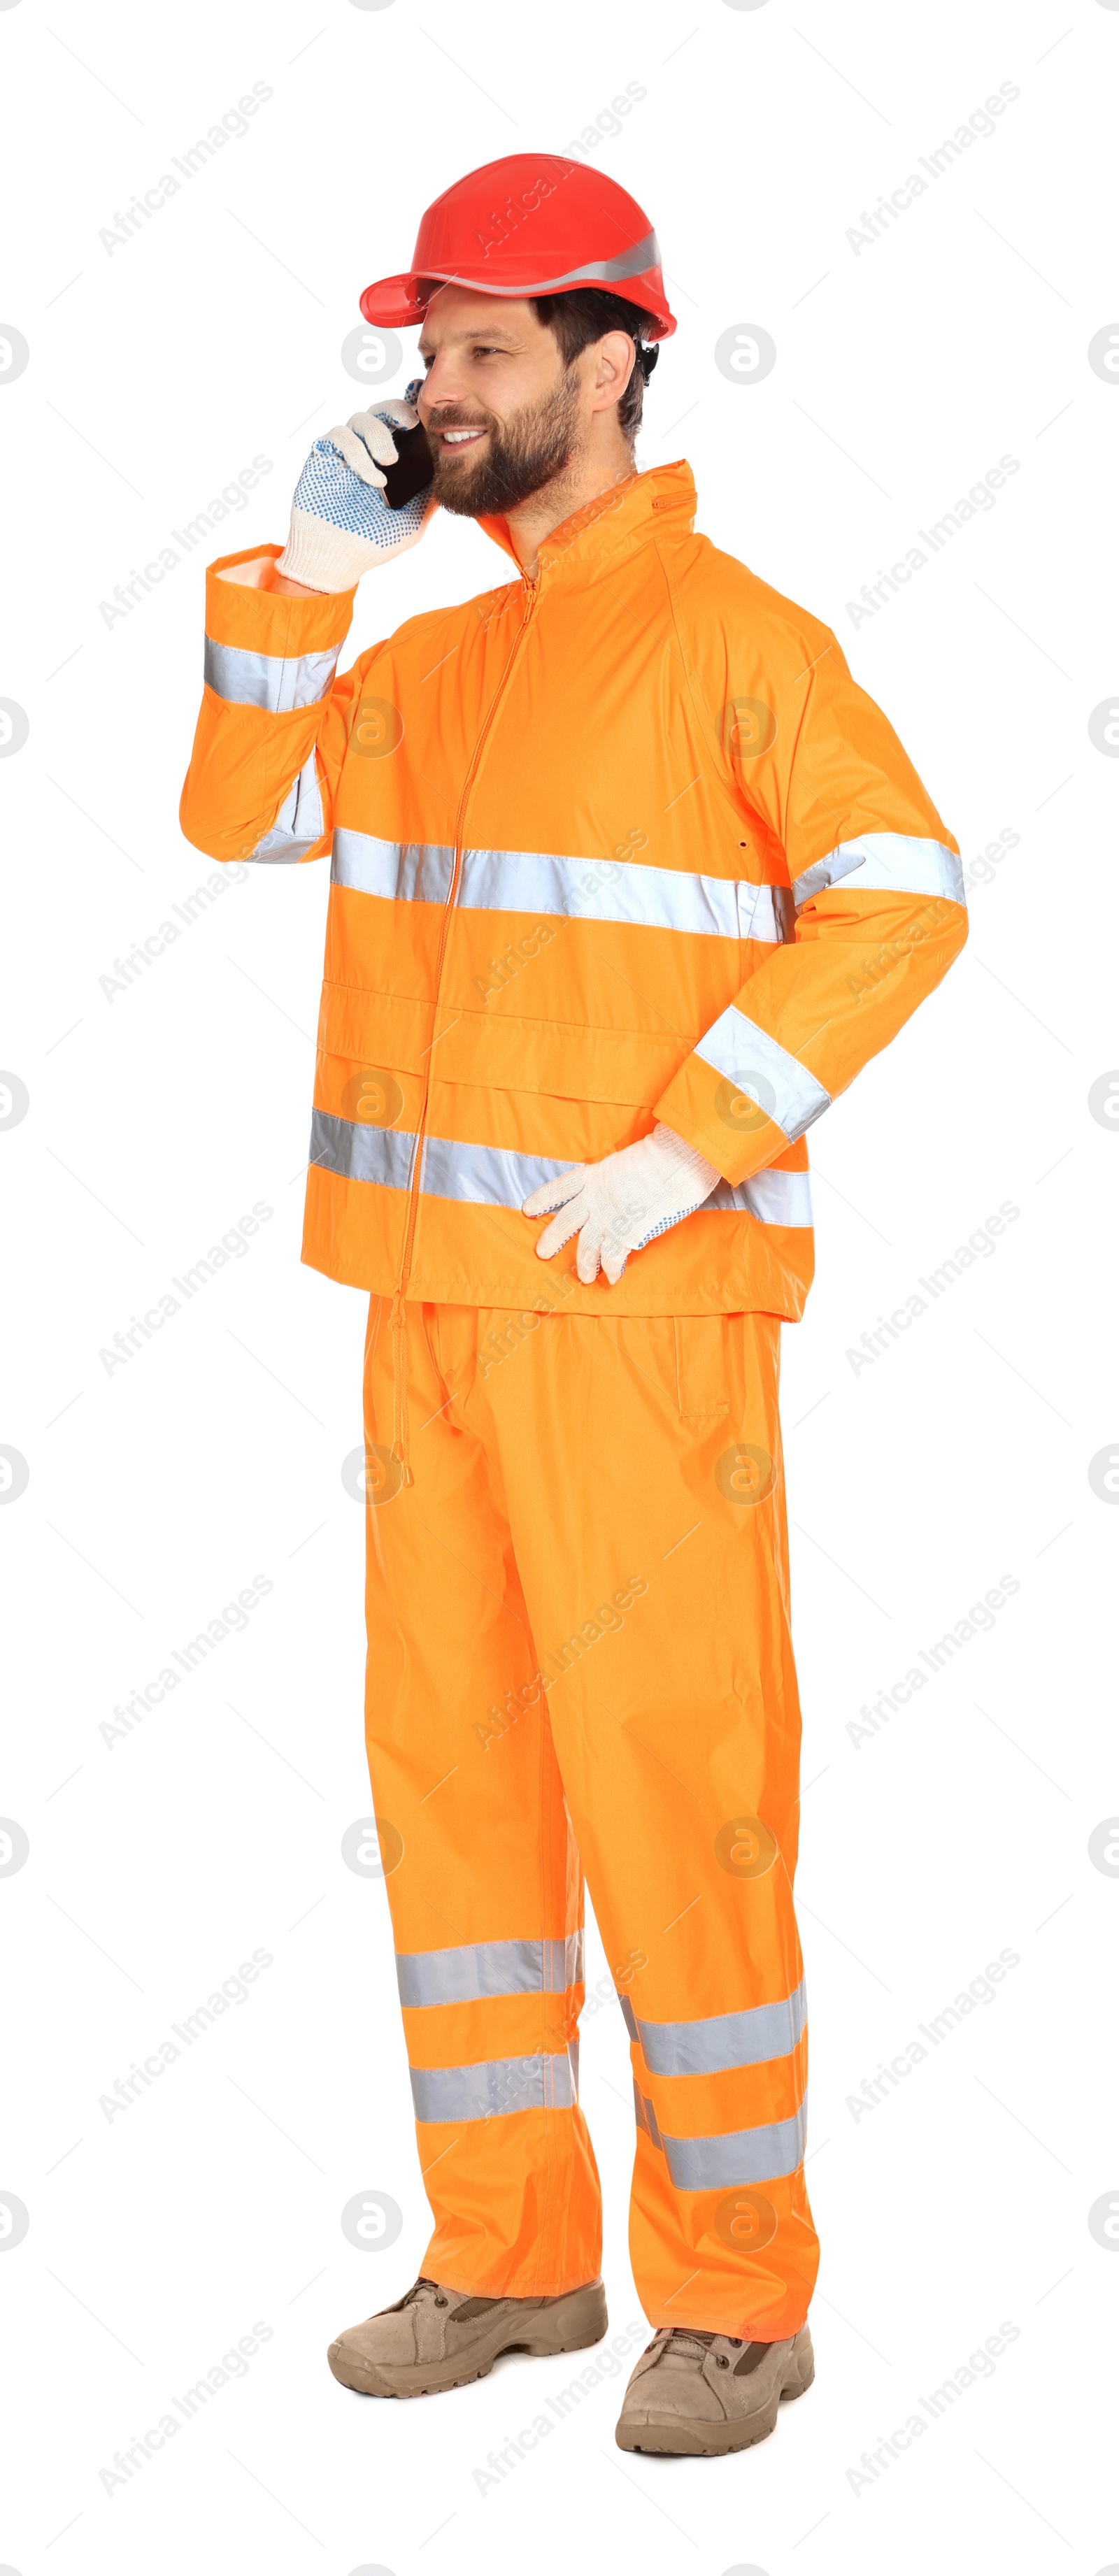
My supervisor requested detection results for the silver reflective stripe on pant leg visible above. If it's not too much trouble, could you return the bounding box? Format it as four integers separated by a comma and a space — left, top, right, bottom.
661, 2098, 808, 2191
632, 2078, 664, 2152
396, 1931, 585, 2008
634, 1978, 807, 2078
409, 2048, 579, 2122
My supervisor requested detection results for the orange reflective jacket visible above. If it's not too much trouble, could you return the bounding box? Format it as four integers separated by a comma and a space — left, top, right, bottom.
180, 459, 967, 1318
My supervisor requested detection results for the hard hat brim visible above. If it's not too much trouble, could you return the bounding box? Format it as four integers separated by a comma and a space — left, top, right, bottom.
359, 267, 676, 341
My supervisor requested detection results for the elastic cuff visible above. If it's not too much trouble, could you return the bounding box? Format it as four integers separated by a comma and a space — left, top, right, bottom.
653, 1054, 790, 1187
277, 507, 374, 594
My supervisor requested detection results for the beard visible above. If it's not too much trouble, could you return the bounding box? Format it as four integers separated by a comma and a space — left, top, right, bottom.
427, 369, 584, 517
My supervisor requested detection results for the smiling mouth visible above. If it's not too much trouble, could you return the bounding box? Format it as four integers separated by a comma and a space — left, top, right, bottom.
435, 426, 487, 452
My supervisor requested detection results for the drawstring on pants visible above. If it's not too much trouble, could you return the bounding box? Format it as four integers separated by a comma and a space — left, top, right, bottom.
389, 1289, 414, 1487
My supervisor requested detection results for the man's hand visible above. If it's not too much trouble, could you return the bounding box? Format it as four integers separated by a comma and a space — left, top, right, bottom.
276, 391, 436, 592
522, 1123, 722, 1286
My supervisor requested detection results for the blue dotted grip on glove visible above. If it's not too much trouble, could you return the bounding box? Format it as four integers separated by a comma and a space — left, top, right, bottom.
293, 436, 432, 554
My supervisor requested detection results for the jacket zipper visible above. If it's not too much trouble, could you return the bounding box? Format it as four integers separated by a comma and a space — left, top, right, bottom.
393, 569, 541, 1317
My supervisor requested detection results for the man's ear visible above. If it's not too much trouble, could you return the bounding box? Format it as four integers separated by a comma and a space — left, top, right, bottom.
590, 330, 636, 410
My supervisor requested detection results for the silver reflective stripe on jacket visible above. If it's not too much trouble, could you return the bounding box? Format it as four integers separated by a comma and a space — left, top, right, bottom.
309, 1111, 417, 1186
309, 1115, 578, 1205
458, 846, 783, 942
397, 1931, 584, 2009
244, 753, 325, 863
308, 1112, 812, 1229
694, 1010, 831, 1144
332, 831, 456, 905
204, 637, 341, 713
409, 2045, 579, 2123
423, 1135, 566, 1205
661, 2096, 808, 2191
792, 831, 965, 911
632, 1978, 806, 2079
711, 1169, 813, 1227
329, 827, 783, 941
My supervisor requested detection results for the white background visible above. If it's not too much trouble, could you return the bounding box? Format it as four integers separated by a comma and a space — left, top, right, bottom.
1, 1, 1116, 2569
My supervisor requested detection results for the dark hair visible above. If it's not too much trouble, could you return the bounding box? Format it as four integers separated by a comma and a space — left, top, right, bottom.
531, 289, 659, 445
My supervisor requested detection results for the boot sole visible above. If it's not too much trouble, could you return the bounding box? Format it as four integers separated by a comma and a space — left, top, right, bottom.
615, 2329, 814, 2456
329, 2278, 608, 2398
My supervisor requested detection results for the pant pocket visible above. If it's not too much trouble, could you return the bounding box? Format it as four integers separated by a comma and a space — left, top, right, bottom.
673, 1315, 732, 1423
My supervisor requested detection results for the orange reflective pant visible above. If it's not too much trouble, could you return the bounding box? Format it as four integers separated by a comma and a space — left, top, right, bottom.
362, 1296, 818, 2340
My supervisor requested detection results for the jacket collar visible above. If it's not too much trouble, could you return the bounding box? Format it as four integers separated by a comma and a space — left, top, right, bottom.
477, 457, 696, 591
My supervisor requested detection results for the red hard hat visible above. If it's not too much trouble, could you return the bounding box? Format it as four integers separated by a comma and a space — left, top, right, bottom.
359, 153, 676, 341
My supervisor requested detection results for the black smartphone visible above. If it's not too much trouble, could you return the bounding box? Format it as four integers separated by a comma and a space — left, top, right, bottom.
381, 421, 435, 511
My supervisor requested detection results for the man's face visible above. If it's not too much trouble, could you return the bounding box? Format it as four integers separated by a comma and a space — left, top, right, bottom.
414, 287, 609, 517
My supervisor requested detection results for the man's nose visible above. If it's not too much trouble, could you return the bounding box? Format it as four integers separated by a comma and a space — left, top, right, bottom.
418, 353, 471, 415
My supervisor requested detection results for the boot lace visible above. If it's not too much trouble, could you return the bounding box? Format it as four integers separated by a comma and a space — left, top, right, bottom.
647, 2326, 731, 2363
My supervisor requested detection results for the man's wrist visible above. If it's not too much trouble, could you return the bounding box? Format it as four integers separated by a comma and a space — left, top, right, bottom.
216, 553, 327, 598
653, 1121, 721, 1192
276, 512, 372, 594
268, 566, 321, 598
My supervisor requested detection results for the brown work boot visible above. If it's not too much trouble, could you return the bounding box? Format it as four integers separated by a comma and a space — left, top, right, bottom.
328, 2273, 608, 2398
615, 2322, 814, 2455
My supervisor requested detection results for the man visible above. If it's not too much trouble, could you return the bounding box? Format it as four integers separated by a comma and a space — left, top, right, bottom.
181, 152, 967, 2457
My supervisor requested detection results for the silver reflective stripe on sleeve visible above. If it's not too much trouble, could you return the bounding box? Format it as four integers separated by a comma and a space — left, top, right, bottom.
245, 752, 325, 862
634, 1978, 806, 2079
329, 828, 783, 940
332, 830, 456, 905
396, 1931, 584, 2008
308, 1114, 812, 1231
204, 636, 341, 713
409, 2047, 578, 2122
662, 2097, 808, 2191
792, 832, 965, 911
694, 1010, 831, 1143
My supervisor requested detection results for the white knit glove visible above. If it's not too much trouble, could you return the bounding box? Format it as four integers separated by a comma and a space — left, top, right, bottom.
277, 385, 436, 592
522, 1123, 722, 1286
